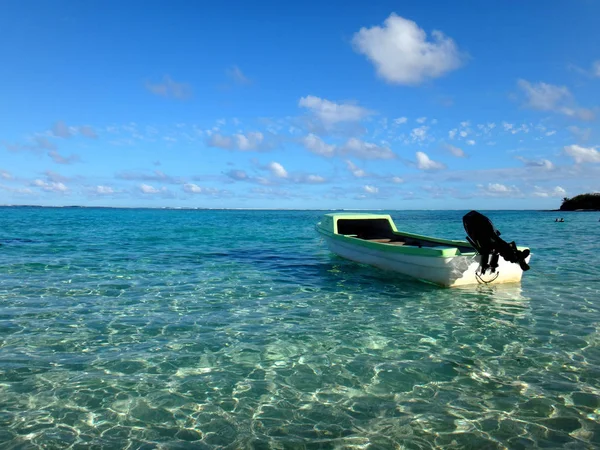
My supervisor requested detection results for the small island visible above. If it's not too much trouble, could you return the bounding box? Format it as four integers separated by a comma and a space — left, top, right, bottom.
559, 193, 600, 211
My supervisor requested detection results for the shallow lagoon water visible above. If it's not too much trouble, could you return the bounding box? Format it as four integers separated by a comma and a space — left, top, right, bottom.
1, 208, 600, 449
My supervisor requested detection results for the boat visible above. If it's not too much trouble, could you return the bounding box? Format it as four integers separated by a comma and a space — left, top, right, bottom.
315, 211, 531, 288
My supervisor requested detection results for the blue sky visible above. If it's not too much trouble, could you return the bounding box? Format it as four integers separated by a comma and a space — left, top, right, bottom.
1, 0, 599, 209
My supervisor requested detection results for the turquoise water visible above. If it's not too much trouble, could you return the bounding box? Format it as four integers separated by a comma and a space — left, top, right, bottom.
1, 208, 600, 449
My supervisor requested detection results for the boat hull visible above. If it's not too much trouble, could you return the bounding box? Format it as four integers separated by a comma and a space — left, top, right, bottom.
321, 234, 528, 288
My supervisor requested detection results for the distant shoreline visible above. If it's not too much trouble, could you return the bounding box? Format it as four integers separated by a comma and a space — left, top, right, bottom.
0, 205, 590, 212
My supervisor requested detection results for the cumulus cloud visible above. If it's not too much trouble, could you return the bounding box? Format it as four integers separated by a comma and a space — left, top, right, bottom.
33, 179, 69, 193
445, 144, 466, 158
145, 75, 192, 100
416, 151, 446, 170
140, 184, 160, 194
411, 126, 429, 142
351, 13, 464, 85
416, 117, 427, 124
479, 183, 521, 197
266, 161, 288, 178
466, 140, 475, 146
563, 144, 600, 164
517, 79, 594, 121
183, 183, 227, 195
363, 185, 379, 194
301, 134, 336, 157
345, 160, 367, 178
293, 174, 327, 184
394, 117, 408, 125
207, 131, 267, 151
391, 176, 404, 183
0, 170, 13, 180
340, 138, 395, 159
139, 184, 172, 196
0, 185, 34, 195
94, 185, 115, 195
516, 156, 555, 170
532, 186, 567, 198
299, 95, 373, 126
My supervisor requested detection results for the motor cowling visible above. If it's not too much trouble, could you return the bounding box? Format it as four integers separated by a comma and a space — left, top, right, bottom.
463, 210, 530, 274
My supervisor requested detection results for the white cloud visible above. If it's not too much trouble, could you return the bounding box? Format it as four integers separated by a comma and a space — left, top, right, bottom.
236, 132, 265, 151
477, 123, 496, 134
0, 170, 12, 180
532, 186, 567, 198
391, 176, 404, 183
445, 144, 465, 158
294, 174, 327, 184
345, 160, 367, 177
416, 117, 427, 124
145, 75, 192, 100
517, 79, 594, 120
0, 185, 33, 195
267, 161, 288, 178
416, 151, 446, 170
299, 95, 372, 125
139, 184, 171, 195
466, 140, 475, 146
182, 183, 225, 195
183, 183, 203, 193
394, 117, 407, 125
351, 13, 464, 85
140, 184, 159, 194
301, 134, 336, 157
563, 144, 600, 164
33, 179, 68, 193
545, 130, 556, 136
95, 185, 114, 195
503, 122, 514, 131
208, 131, 266, 151
480, 183, 521, 197
364, 185, 379, 194
459, 130, 468, 138
516, 156, 554, 170
594, 61, 600, 77
448, 129, 457, 139
340, 138, 395, 159
411, 125, 429, 142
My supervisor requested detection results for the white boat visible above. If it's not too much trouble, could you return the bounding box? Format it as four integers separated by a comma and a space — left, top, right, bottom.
316, 212, 531, 288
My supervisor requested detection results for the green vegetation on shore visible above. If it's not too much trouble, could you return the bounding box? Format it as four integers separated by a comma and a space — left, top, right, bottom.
560, 193, 600, 211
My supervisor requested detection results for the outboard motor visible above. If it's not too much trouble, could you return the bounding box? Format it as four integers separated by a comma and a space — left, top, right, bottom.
463, 210, 530, 275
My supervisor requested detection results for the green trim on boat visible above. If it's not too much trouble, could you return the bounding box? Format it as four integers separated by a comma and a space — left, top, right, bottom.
316, 213, 477, 258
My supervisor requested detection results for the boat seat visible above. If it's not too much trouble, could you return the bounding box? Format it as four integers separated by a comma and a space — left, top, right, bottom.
366, 238, 392, 243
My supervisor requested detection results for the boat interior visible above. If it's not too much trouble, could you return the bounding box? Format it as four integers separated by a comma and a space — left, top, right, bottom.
336, 218, 474, 253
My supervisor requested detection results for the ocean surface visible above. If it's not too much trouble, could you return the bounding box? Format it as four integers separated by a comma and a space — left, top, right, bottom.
1, 208, 599, 449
